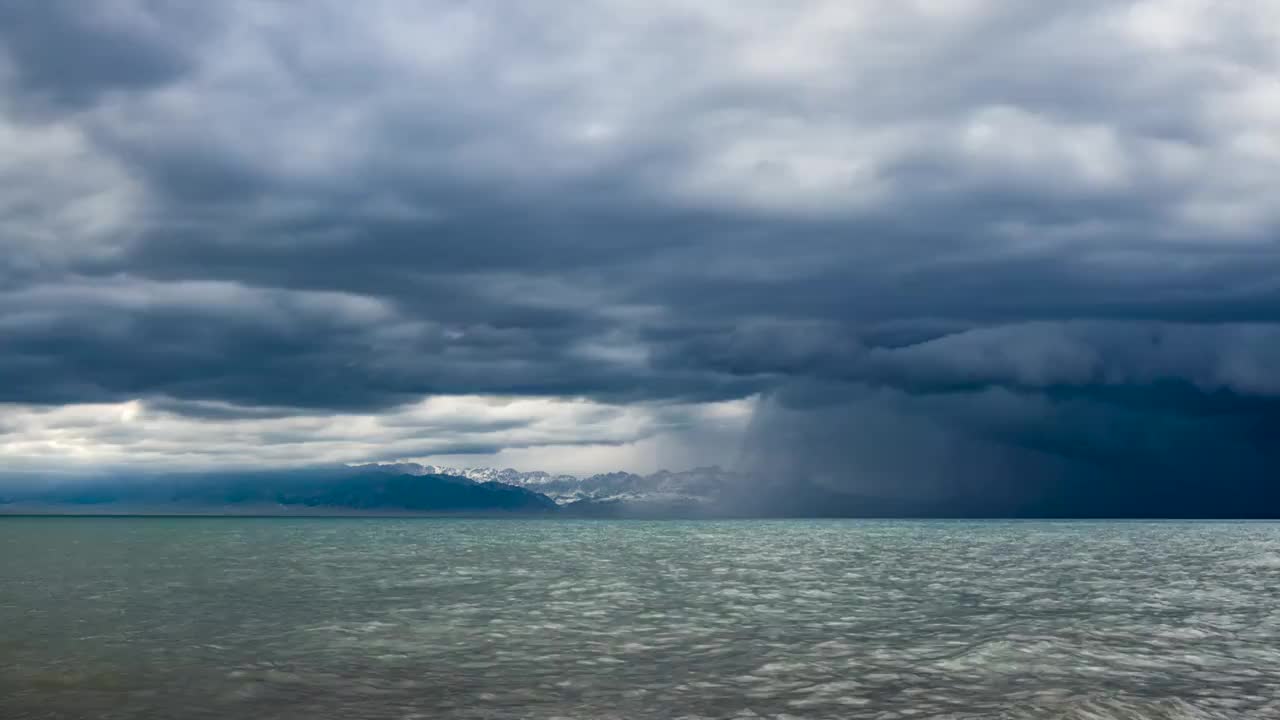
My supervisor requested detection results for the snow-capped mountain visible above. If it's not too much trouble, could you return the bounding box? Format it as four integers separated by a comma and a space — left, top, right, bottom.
353, 463, 739, 506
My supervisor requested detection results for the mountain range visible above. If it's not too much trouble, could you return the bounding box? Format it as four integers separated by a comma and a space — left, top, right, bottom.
0, 468, 560, 515
0, 463, 742, 516
356, 463, 737, 507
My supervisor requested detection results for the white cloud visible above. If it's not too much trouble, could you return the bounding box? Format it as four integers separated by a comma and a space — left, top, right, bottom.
0, 395, 756, 473
0, 114, 144, 277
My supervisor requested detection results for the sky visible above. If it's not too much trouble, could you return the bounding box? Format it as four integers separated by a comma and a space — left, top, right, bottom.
2, 1, 1280, 511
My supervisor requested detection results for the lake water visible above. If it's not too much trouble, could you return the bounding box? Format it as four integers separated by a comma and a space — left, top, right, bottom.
2, 518, 1279, 719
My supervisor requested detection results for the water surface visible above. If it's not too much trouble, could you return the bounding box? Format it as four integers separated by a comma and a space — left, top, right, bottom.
3, 518, 1279, 718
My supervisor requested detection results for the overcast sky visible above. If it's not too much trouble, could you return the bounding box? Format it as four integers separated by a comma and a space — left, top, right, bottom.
3, 2, 1280, 508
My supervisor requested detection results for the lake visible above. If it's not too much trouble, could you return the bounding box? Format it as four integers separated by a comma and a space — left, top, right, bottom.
3, 518, 1278, 718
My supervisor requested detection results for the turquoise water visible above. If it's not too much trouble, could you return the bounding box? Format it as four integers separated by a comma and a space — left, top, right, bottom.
2, 518, 1279, 719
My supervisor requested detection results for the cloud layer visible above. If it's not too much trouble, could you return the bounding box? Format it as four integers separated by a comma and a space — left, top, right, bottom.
2, 1, 1279, 511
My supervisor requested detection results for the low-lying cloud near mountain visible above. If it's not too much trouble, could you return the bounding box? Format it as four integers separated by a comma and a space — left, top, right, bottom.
3, 1, 1280, 515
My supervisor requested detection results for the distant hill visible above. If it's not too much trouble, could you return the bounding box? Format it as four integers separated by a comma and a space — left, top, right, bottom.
0, 469, 558, 515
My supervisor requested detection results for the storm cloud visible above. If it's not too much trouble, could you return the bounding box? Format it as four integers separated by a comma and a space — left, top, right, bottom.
2, 1, 1279, 513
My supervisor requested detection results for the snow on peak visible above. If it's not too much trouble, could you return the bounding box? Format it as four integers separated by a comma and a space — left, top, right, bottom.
360, 463, 737, 505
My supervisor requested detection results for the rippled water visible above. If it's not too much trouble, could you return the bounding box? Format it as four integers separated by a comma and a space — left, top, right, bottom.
3, 518, 1280, 719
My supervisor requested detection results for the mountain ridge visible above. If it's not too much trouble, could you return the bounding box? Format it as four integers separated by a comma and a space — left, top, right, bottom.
353, 463, 738, 507
0, 470, 559, 515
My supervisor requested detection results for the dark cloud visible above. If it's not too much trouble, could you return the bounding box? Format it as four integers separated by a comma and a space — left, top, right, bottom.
2, 1, 1280, 512
0, 0, 210, 112
735, 379, 1280, 518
